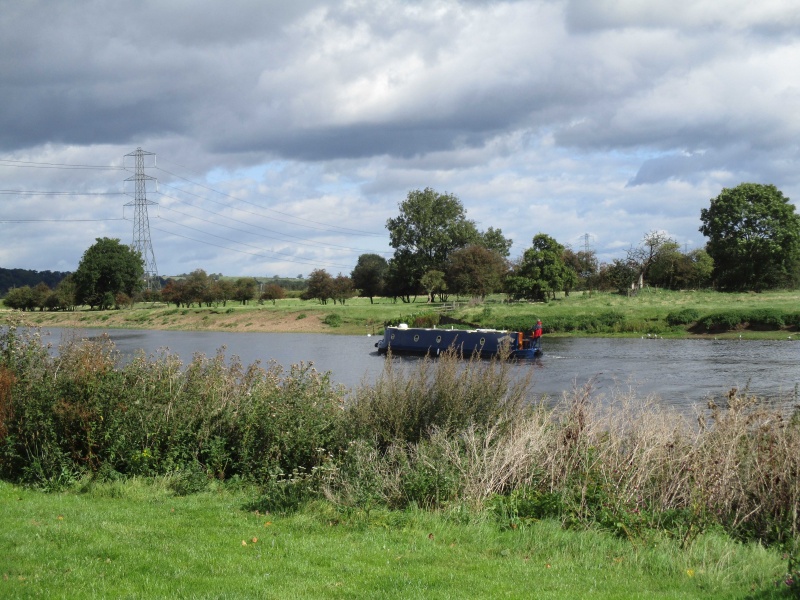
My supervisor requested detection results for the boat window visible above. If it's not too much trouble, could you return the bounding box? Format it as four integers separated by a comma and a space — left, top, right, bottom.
414, 335, 420, 342
436, 335, 442, 343
479, 338, 485, 345
390, 334, 395, 340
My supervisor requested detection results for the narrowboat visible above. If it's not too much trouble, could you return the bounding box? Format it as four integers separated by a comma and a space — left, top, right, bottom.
374, 324, 542, 359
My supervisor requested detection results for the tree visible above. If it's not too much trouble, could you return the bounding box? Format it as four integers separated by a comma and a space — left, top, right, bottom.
160, 279, 186, 307
507, 234, 577, 301
184, 269, 211, 307
627, 231, 675, 289
479, 227, 513, 258
73, 238, 145, 310
351, 253, 388, 303
386, 188, 480, 292
260, 283, 285, 304
645, 240, 683, 289
4, 286, 34, 311
447, 244, 508, 300
598, 259, 638, 294
700, 183, 800, 290
302, 269, 334, 304
331, 274, 356, 305
384, 251, 420, 303
420, 270, 447, 303
563, 247, 599, 290
233, 278, 258, 304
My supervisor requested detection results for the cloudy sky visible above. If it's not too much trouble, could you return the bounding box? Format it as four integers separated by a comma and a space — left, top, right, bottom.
1, 0, 799, 279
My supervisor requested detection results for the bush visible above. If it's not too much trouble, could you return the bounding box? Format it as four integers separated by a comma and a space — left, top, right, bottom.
323, 313, 342, 327
696, 310, 746, 332
0, 321, 346, 488
666, 308, 700, 326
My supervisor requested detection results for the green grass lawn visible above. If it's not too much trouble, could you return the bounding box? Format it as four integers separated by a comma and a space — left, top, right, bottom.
0, 479, 790, 599
3, 288, 800, 338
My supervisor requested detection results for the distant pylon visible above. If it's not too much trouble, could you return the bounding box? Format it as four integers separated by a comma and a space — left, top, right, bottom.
124, 148, 160, 290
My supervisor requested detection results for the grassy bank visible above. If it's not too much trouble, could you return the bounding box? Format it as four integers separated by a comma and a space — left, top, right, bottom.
1, 479, 790, 599
2, 288, 800, 338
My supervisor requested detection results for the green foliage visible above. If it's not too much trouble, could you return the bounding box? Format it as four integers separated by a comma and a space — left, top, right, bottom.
666, 308, 701, 326
0, 323, 345, 489
446, 245, 508, 299
323, 313, 342, 327
350, 253, 388, 303
382, 311, 441, 328
508, 233, 578, 301
700, 183, 800, 291
694, 308, 787, 332
73, 237, 145, 309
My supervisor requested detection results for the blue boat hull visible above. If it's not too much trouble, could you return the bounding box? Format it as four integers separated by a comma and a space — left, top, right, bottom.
374, 326, 542, 359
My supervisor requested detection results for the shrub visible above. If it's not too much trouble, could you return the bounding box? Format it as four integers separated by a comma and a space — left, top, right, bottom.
696, 310, 746, 332
666, 308, 700, 326
323, 313, 342, 327
746, 308, 785, 329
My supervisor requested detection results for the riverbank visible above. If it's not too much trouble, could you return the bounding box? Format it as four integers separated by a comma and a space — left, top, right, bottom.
2, 288, 799, 338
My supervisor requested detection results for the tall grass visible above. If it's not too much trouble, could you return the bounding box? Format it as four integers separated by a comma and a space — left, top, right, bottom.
1, 316, 799, 563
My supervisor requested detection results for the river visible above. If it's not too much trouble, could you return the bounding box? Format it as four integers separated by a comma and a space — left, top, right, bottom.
38, 328, 800, 412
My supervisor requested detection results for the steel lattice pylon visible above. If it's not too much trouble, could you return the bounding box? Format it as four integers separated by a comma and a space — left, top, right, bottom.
124, 148, 160, 290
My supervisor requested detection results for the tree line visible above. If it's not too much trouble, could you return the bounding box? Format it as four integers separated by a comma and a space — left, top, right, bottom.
3, 183, 799, 310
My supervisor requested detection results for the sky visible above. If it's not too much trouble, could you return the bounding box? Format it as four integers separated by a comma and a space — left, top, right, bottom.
1, 0, 799, 279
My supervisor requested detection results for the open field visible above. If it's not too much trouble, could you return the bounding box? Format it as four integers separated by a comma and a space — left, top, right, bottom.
2, 288, 799, 338
0, 479, 790, 599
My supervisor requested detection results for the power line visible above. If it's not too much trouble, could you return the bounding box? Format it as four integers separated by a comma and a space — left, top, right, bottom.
0, 218, 125, 223
156, 191, 391, 256
0, 159, 123, 170
0, 190, 126, 196
156, 215, 352, 270
155, 165, 383, 237
151, 223, 352, 270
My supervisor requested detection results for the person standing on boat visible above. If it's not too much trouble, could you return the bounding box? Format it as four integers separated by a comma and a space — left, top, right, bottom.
531, 320, 543, 349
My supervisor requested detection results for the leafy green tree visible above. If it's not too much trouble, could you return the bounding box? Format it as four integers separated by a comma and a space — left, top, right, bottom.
260, 283, 285, 304
386, 188, 480, 292
645, 240, 683, 289
447, 244, 508, 300
213, 278, 236, 307
4, 286, 34, 311
160, 279, 186, 307
302, 269, 334, 304
351, 253, 388, 303
332, 274, 356, 305
233, 278, 258, 304
563, 247, 599, 290
681, 248, 714, 289
627, 231, 676, 289
420, 269, 447, 303
479, 226, 513, 257
73, 238, 145, 310
184, 269, 211, 307
507, 234, 577, 301
598, 259, 638, 294
700, 183, 800, 290
384, 251, 420, 303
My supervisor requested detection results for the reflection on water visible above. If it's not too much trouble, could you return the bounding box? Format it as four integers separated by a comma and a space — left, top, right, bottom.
41, 328, 800, 411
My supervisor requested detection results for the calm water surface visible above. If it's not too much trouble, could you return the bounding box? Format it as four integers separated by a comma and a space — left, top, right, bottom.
42, 328, 800, 411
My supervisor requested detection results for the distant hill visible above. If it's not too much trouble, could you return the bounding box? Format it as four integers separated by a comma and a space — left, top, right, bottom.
0, 267, 71, 296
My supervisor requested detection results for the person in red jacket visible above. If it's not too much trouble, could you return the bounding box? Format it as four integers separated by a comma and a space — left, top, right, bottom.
531, 319, 543, 349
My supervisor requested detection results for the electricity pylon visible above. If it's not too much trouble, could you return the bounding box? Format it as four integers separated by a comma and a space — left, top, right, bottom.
124, 148, 160, 290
